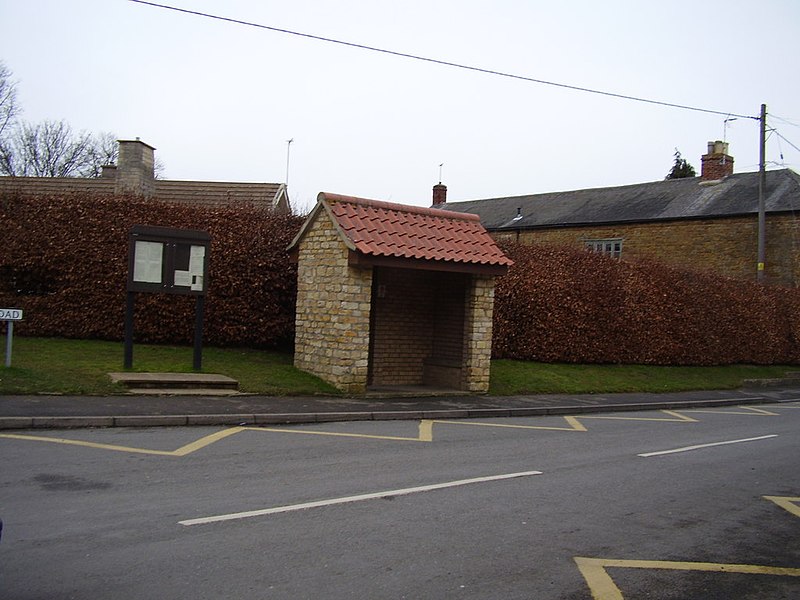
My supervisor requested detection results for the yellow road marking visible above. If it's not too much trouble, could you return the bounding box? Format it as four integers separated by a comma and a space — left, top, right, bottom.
574, 556, 800, 600
0, 427, 246, 456
581, 410, 698, 423
419, 419, 433, 441
0, 401, 789, 457
433, 415, 587, 432
764, 495, 800, 518
170, 427, 247, 456
432, 411, 697, 435
242, 419, 433, 443
575, 557, 626, 600
685, 406, 779, 416
0, 420, 433, 456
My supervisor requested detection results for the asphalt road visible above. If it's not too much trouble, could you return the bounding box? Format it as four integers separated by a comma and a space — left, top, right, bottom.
1, 403, 799, 599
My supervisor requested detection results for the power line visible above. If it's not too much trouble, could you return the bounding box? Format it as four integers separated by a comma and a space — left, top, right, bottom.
771, 114, 800, 128
775, 130, 800, 154
130, 0, 758, 121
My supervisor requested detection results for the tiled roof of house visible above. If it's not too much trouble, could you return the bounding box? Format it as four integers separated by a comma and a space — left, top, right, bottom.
0, 176, 290, 212
0, 176, 115, 196
291, 193, 512, 268
442, 169, 800, 230
153, 180, 287, 209
0, 139, 291, 212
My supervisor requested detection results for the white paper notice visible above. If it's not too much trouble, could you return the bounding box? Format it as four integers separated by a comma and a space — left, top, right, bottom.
191, 275, 204, 292
133, 241, 163, 283
189, 245, 205, 276
174, 271, 192, 287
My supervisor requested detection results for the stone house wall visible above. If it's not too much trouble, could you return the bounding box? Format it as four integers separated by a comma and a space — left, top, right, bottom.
494, 214, 800, 286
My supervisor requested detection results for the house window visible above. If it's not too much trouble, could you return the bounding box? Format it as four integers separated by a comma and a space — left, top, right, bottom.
585, 238, 623, 258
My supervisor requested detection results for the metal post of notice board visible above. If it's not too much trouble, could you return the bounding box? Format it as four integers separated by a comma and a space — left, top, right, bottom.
194, 295, 205, 371
1, 308, 23, 367
123, 292, 135, 369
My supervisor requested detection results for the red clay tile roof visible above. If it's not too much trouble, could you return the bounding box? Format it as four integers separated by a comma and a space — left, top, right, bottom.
315, 192, 513, 267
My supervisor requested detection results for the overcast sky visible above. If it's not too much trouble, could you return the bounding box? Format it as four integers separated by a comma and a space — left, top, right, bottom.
1, 0, 798, 213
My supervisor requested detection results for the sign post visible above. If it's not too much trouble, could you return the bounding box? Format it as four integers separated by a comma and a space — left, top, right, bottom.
0, 308, 23, 368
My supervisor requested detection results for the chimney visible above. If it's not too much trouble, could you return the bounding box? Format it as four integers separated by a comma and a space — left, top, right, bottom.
115, 138, 156, 197
432, 182, 447, 207
701, 140, 734, 181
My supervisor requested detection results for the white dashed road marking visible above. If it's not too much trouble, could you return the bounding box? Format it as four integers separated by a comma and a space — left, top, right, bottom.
179, 470, 543, 526
638, 434, 778, 457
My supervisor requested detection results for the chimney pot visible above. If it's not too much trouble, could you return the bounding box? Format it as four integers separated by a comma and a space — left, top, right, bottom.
701, 140, 734, 181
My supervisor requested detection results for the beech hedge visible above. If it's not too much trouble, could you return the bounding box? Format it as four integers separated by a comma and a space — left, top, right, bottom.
0, 192, 303, 348
493, 242, 800, 365
2, 191, 798, 366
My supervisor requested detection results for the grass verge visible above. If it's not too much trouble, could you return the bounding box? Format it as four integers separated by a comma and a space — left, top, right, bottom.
0, 336, 338, 395
489, 360, 795, 395
0, 336, 794, 396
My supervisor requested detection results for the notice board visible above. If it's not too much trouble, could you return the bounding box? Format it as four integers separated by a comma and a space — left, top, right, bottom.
128, 225, 210, 295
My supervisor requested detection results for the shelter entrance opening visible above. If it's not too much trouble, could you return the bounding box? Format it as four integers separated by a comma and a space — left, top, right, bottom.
368, 267, 469, 391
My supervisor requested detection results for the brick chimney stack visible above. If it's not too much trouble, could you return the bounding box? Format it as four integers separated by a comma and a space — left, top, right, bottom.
701, 140, 734, 181
432, 182, 447, 207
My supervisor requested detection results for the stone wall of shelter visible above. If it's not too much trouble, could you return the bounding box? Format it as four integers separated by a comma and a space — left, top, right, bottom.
293, 212, 372, 393
461, 275, 495, 392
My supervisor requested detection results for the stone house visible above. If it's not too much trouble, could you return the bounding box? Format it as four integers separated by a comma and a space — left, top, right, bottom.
437, 142, 800, 286
288, 193, 512, 393
0, 139, 291, 213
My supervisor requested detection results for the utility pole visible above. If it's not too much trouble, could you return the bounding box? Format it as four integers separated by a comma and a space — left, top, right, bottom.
757, 104, 767, 282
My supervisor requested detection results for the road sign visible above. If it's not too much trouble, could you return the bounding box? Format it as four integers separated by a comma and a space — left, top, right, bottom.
1, 308, 23, 367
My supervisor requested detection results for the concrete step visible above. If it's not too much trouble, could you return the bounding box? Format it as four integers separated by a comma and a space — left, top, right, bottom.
120, 387, 243, 396
108, 372, 240, 395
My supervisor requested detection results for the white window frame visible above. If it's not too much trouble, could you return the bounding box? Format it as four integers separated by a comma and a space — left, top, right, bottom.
584, 238, 623, 258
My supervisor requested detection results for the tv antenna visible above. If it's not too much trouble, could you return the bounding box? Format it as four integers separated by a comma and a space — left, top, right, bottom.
723, 117, 737, 143
285, 138, 294, 187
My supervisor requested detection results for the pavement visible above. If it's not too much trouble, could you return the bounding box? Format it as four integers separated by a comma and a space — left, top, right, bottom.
2, 381, 800, 430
